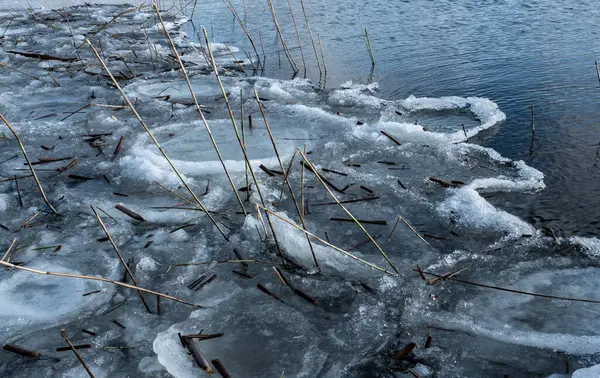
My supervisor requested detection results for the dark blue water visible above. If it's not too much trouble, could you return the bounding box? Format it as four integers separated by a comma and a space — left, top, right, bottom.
187, 0, 600, 237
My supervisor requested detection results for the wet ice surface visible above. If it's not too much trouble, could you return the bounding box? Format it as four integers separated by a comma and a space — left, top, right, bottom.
0, 4, 599, 378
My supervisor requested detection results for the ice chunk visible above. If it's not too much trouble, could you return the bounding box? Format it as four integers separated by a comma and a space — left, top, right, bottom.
573, 364, 600, 378
154, 290, 327, 378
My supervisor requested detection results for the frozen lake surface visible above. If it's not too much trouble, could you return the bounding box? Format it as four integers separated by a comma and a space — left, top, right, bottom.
1, 1, 600, 377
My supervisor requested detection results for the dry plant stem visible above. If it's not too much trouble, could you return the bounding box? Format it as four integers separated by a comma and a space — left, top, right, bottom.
61, 329, 95, 378
301, 144, 306, 217
241, 89, 250, 202
154, 3, 247, 216
278, 150, 299, 200
222, 0, 262, 69
91, 206, 152, 313
176, 259, 279, 267
2, 238, 17, 261
262, 207, 393, 275
287, 0, 306, 71
0, 258, 202, 307
0, 113, 57, 214
0, 62, 40, 80
267, 0, 299, 72
317, 32, 327, 74
298, 0, 322, 74
203, 29, 285, 262
389, 215, 429, 245
254, 89, 319, 271
77, 6, 142, 49
256, 204, 270, 240
364, 27, 375, 65
86, 40, 228, 240
298, 150, 399, 273
419, 269, 600, 305
596, 60, 600, 84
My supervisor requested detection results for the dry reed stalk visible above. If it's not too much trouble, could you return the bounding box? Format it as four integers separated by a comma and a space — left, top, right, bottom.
0, 114, 57, 214
389, 215, 429, 245
261, 206, 393, 275
77, 6, 143, 49
298, 0, 322, 74
256, 203, 270, 240
298, 150, 398, 273
203, 29, 285, 263
1, 238, 17, 261
222, 0, 262, 69
418, 268, 600, 305
91, 206, 153, 313
301, 144, 306, 217
267, 0, 299, 72
154, 3, 247, 216
241, 89, 250, 202
317, 32, 327, 74
0, 62, 40, 80
278, 150, 299, 200
258, 31, 267, 66
86, 40, 228, 240
363, 27, 375, 65
61, 329, 95, 378
0, 258, 202, 307
530, 104, 535, 155
254, 89, 319, 271
596, 60, 600, 84
286, 0, 306, 71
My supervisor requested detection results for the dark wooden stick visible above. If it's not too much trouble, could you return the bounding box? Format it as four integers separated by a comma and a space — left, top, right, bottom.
61, 329, 95, 377
212, 359, 232, 378
2, 344, 40, 358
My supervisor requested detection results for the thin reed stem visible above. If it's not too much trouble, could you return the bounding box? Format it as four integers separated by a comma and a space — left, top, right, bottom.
318, 32, 327, 74
0, 258, 201, 306
262, 207, 393, 275
0, 113, 57, 214
91, 206, 153, 313
287, 0, 306, 72
298, 0, 322, 75
267, 0, 298, 72
222, 0, 261, 69
419, 269, 600, 305
389, 215, 429, 245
